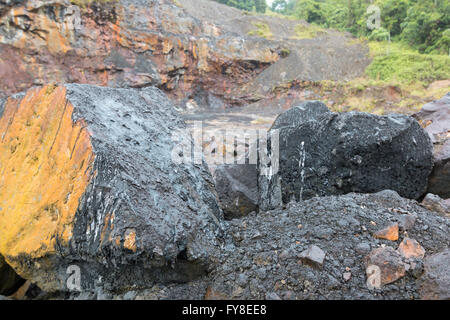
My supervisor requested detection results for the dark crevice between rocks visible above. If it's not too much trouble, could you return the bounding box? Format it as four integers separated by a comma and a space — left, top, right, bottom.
0, 255, 26, 296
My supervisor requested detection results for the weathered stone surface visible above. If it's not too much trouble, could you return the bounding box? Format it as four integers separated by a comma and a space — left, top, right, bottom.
0, 254, 25, 296
373, 223, 399, 241
213, 164, 258, 219
0, 0, 370, 106
398, 238, 425, 260
260, 110, 433, 210
199, 192, 449, 300
421, 193, 450, 216
0, 84, 224, 292
298, 245, 326, 269
419, 249, 450, 300
265, 292, 282, 300
270, 101, 330, 130
39, 191, 448, 300
397, 214, 417, 231
343, 272, 352, 282
414, 93, 450, 143
365, 247, 406, 286
413, 93, 450, 199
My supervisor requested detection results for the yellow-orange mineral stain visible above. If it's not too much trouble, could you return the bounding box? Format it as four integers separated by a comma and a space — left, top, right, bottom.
124, 229, 137, 253
0, 86, 94, 269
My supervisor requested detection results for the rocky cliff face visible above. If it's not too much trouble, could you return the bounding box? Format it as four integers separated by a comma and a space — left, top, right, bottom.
0, 0, 370, 109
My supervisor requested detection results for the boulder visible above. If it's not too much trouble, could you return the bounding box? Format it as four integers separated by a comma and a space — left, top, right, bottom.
413, 93, 450, 199
260, 109, 433, 210
421, 194, 450, 216
0, 84, 224, 292
0, 255, 25, 296
213, 164, 258, 219
419, 249, 450, 300
270, 101, 330, 130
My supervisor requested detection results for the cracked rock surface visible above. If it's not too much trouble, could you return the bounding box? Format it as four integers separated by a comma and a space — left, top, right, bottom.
64, 191, 449, 300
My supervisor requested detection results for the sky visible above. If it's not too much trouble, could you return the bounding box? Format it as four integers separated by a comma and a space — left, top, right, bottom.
266, 0, 274, 6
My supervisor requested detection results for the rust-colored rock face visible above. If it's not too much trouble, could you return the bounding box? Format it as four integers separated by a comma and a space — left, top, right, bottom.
0, 0, 370, 108
0, 83, 223, 292
0, 86, 94, 273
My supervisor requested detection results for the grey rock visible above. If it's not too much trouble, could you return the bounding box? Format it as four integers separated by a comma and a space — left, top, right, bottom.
419, 249, 450, 300
256, 268, 267, 279
0, 97, 5, 118
406, 259, 424, 279
265, 292, 282, 300
397, 214, 417, 231
260, 111, 433, 209
270, 101, 330, 130
96, 289, 113, 300
299, 245, 326, 269
214, 163, 259, 219
355, 243, 371, 255
123, 290, 137, 300
421, 194, 450, 216
236, 273, 248, 286
413, 93, 450, 199
74, 291, 96, 300
413, 93, 450, 142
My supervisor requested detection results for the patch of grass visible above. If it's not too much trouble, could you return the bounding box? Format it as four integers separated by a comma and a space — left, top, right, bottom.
263, 10, 297, 21
280, 48, 291, 57
366, 41, 450, 85
248, 22, 273, 39
69, 0, 115, 7
345, 96, 378, 113
294, 23, 327, 39
172, 0, 182, 7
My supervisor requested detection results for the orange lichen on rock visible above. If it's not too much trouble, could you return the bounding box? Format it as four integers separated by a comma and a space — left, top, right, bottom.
0, 86, 94, 273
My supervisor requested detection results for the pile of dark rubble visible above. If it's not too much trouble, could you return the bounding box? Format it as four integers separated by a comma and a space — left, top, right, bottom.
0, 87, 448, 300
47, 192, 450, 300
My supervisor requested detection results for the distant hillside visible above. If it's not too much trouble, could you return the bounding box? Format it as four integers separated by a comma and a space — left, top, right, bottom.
0, 0, 370, 110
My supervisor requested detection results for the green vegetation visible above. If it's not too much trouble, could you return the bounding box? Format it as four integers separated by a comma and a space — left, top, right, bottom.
269, 0, 449, 54
216, 0, 449, 114
294, 23, 327, 39
367, 41, 450, 85
267, 1, 450, 86
69, 0, 116, 7
212, 0, 267, 13
248, 22, 273, 39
